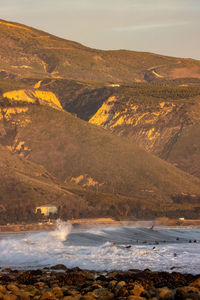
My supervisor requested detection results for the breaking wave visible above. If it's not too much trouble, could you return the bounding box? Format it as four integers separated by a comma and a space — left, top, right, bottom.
0, 222, 200, 273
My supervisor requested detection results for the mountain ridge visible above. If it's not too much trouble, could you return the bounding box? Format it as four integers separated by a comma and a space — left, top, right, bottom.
1, 19, 200, 85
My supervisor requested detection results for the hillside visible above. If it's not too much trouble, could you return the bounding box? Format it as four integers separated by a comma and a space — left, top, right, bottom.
87, 84, 200, 178
23, 78, 200, 179
0, 145, 86, 223
1, 19, 200, 85
1, 97, 200, 221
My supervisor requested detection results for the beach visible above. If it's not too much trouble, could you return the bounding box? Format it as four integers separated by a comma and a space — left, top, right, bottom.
0, 265, 200, 299
0, 220, 200, 298
1, 217, 200, 234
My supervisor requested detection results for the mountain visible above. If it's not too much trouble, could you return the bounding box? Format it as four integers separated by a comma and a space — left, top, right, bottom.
1, 19, 200, 85
1, 19, 200, 222
88, 84, 200, 178
1, 96, 200, 222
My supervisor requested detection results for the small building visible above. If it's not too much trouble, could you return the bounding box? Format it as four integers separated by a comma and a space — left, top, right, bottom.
35, 204, 58, 216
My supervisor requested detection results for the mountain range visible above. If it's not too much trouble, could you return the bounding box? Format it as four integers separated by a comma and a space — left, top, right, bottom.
1, 19, 200, 223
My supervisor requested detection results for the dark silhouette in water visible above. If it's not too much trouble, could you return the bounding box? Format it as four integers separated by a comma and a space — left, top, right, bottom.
125, 245, 131, 249
150, 224, 154, 230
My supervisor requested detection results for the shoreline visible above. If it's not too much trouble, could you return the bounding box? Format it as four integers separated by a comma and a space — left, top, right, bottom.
1, 217, 200, 233
0, 265, 200, 299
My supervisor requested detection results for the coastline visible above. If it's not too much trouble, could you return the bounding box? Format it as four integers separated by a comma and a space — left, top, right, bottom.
0, 265, 200, 299
1, 217, 200, 234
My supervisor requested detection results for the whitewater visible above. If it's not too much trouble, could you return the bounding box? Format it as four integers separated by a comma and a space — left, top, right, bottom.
0, 220, 200, 273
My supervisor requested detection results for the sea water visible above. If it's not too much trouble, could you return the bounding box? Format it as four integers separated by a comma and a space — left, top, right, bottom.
0, 220, 200, 273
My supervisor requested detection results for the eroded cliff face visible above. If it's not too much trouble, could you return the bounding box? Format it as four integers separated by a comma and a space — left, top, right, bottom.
0, 87, 62, 156
0, 105, 30, 148
3, 89, 62, 110
89, 94, 200, 176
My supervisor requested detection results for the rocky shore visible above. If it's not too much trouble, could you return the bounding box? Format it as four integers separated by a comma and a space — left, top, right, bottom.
0, 265, 200, 299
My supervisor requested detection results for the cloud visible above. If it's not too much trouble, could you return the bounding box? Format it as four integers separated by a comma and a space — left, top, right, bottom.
114, 21, 190, 32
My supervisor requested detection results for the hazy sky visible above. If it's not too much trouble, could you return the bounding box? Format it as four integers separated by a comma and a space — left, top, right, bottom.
1, 0, 200, 60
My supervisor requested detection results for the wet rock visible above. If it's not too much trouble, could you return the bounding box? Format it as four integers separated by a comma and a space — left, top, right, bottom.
3, 294, 17, 300
175, 286, 200, 299
190, 277, 200, 289
7, 284, 19, 293
34, 281, 46, 289
2, 268, 12, 273
15, 290, 31, 300
83, 291, 98, 299
129, 283, 145, 296
127, 296, 146, 300
116, 281, 126, 289
40, 291, 57, 300
17, 271, 38, 285
51, 264, 68, 271
51, 286, 63, 297
108, 280, 117, 290
0, 275, 13, 283
93, 287, 114, 298
29, 269, 43, 276
158, 287, 174, 299
62, 288, 79, 296
63, 296, 81, 300
80, 295, 96, 300
0, 285, 7, 293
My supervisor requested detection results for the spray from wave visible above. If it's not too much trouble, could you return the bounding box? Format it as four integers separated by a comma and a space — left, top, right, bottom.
49, 219, 72, 241
0, 220, 72, 269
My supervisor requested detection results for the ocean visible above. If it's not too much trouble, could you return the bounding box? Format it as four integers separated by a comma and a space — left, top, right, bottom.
0, 220, 200, 273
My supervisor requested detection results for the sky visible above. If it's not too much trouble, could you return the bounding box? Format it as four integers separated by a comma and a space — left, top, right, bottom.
1, 0, 200, 60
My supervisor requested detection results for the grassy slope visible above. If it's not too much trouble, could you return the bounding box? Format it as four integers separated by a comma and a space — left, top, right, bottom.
1, 100, 200, 219
0, 145, 82, 206
11, 104, 200, 199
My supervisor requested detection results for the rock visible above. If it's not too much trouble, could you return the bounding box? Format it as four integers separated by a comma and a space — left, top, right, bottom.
29, 269, 43, 276
175, 286, 200, 299
80, 295, 96, 300
0, 275, 13, 283
93, 288, 110, 297
63, 288, 79, 296
17, 271, 37, 285
88, 287, 115, 299
7, 284, 19, 293
51, 264, 68, 271
63, 296, 81, 300
34, 282, 46, 289
51, 286, 63, 297
0, 285, 7, 294
3, 294, 17, 300
116, 281, 126, 289
108, 280, 117, 290
116, 287, 129, 297
15, 291, 31, 300
127, 296, 146, 300
84, 292, 98, 299
190, 277, 200, 289
40, 291, 57, 300
2, 268, 12, 273
129, 283, 145, 296
158, 287, 174, 299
